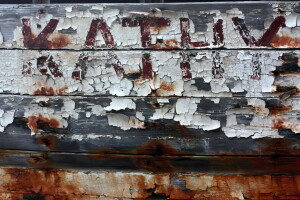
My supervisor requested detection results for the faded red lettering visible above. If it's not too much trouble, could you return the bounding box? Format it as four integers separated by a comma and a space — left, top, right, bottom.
180, 53, 192, 81
122, 17, 170, 48
142, 54, 153, 79
85, 18, 115, 47
113, 61, 125, 78
232, 16, 285, 46
22, 18, 59, 49
37, 56, 62, 78
212, 19, 224, 46
180, 18, 223, 48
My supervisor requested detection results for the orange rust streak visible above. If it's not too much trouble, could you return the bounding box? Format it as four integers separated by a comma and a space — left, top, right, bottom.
2, 168, 300, 199
272, 118, 299, 132
27, 114, 60, 134
267, 104, 292, 115
34, 86, 68, 95
159, 82, 175, 92
34, 87, 55, 96
271, 35, 300, 47
48, 33, 71, 49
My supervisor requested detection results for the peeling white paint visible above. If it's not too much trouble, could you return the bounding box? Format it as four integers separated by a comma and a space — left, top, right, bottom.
0, 110, 14, 132
105, 98, 136, 111
0, 50, 290, 98
107, 113, 145, 130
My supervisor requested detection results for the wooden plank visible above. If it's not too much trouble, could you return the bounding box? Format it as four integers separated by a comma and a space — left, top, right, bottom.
0, 2, 298, 49
0, 167, 299, 199
0, 50, 299, 98
0, 150, 300, 174
0, 95, 299, 155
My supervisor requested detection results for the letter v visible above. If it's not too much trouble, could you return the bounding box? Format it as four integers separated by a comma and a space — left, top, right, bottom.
232, 16, 285, 46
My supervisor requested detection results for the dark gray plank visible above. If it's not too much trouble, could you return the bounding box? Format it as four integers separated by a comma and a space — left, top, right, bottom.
0, 95, 299, 156
0, 150, 299, 175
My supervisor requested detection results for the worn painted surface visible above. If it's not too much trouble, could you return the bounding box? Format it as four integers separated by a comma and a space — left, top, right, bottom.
1, 50, 299, 98
0, 167, 300, 200
0, 2, 300, 199
0, 2, 297, 49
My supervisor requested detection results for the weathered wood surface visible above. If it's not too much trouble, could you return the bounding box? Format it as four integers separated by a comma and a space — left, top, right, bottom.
0, 150, 300, 174
1, 50, 299, 97
0, 95, 299, 150
0, 2, 298, 49
0, 167, 300, 200
0, 3, 300, 198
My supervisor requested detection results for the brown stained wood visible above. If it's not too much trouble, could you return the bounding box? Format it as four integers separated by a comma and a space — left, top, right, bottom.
0, 2, 299, 50
0, 150, 300, 174
0, 167, 300, 199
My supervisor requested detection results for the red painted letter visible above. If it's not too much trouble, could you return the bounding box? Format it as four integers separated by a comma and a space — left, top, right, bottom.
122, 17, 170, 48
232, 16, 285, 46
22, 18, 59, 49
85, 18, 115, 47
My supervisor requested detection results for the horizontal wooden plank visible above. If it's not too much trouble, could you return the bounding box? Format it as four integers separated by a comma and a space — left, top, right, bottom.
0, 150, 300, 174
0, 50, 299, 97
0, 2, 298, 50
0, 167, 299, 199
0, 95, 299, 156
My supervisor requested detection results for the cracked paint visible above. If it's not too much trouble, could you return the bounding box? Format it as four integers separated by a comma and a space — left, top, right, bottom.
0, 3, 299, 139
0, 50, 298, 98
0, 4, 295, 49
1, 168, 300, 199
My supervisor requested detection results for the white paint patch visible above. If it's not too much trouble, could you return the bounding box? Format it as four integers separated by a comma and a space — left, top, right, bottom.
105, 98, 136, 111
107, 113, 145, 130
0, 110, 14, 132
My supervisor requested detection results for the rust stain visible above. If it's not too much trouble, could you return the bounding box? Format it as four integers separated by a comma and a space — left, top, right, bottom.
152, 39, 180, 49
34, 87, 55, 95
271, 35, 300, 48
255, 106, 263, 115
48, 33, 71, 49
27, 153, 52, 168
133, 118, 145, 129
27, 114, 60, 134
1, 168, 300, 199
134, 140, 182, 173
267, 104, 292, 115
273, 85, 299, 101
34, 86, 68, 95
259, 139, 300, 156
3, 168, 79, 197
36, 135, 58, 149
158, 82, 175, 94
272, 118, 286, 130
272, 118, 299, 132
